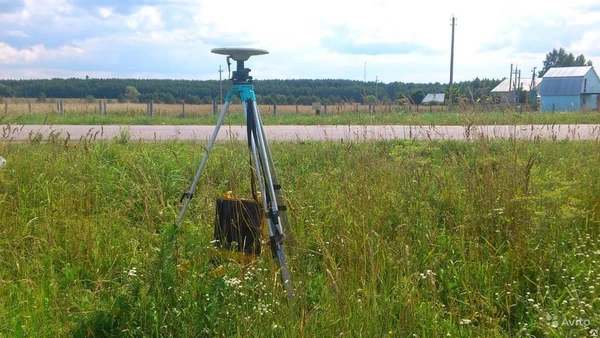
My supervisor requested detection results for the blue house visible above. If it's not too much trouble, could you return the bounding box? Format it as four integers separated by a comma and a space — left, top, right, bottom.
539, 66, 600, 111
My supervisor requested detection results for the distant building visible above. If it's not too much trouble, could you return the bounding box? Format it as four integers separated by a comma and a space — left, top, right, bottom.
421, 93, 445, 104
539, 66, 600, 111
490, 78, 542, 104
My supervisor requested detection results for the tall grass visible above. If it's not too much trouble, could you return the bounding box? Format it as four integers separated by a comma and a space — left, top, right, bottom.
2, 107, 600, 126
0, 134, 599, 337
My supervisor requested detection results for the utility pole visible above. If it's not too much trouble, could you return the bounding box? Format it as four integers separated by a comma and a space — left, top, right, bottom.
449, 15, 456, 111
517, 69, 521, 103
509, 64, 513, 105
218, 65, 223, 105
511, 65, 520, 104
528, 66, 537, 104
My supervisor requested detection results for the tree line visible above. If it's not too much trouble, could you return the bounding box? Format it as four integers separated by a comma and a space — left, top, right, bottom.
0, 47, 592, 105
0, 77, 503, 105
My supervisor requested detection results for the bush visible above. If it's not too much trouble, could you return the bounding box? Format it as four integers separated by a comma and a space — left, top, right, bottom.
37, 92, 47, 103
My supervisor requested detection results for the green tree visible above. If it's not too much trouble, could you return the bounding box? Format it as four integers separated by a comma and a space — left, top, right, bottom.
410, 89, 425, 105
363, 95, 377, 105
444, 86, 462, 104
37, 92, 47, 103
539, 48, 593, 77
160, 92, 176, 104
184, 94, 200, 104
85, 94, 95, 103
124, 86, 140, 102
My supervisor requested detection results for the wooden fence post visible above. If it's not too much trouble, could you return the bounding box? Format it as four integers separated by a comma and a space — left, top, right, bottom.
212, 100, 217, 116
28, 100, 32, 113
182, 102, 185, 117
368, 104, 372, 115
60, 100, 64, 116
98, 100, 103, 115
273, 102, 277, 116
103, 101, 107, 115
4, 101, 7, 116
147, 100, 154, 117
295, 104, 298, 114
324, 104, 328, 116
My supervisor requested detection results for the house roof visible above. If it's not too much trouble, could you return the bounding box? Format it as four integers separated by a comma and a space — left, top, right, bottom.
421, 93, 445, 103
491, 78, 542, 93
539, 77, 584, 96
543, 66, 592, 77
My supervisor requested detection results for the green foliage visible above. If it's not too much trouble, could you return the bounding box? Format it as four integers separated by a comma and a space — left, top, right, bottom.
1, 136, 599, 337
124, 86, 140, 102
539, 48, 593, 77
444, 86, 462, 104
0, 78, 502, 106
84, 94, 95, 103
37, 92, 47, 103
3, 109, 600, 126
363, 94, 377, 104
410, 89, 425, 105
184, 93, 201, 104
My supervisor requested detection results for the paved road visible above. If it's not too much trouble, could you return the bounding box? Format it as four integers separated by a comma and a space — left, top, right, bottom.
2, 124, 600, 142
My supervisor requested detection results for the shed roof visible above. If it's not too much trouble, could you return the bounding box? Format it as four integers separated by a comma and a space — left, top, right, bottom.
491, 78, 542, 93
543, 66, 592, 78
421, 93, 445, 103
539, 77, 583, 96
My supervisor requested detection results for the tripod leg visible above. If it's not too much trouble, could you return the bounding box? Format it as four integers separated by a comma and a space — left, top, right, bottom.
245, 99, 295, 301
253, 103, 295, 247
173, 99, 231, 232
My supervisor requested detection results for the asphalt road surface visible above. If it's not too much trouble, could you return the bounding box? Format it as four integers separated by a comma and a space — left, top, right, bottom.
2, 124, 600, 142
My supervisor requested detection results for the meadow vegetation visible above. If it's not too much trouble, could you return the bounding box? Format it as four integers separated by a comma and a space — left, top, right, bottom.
0, 133, 599, 337
1, 103, 600, 126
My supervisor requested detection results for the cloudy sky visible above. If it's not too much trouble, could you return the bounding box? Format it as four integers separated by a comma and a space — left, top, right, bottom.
1, 0, 599, 84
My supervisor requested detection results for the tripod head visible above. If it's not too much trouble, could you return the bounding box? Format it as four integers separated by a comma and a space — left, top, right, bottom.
211, 47, 269, 85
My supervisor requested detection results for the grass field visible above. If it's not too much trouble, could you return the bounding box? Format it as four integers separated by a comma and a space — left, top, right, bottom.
0, 133, 598, 337
1, 100, 600, 125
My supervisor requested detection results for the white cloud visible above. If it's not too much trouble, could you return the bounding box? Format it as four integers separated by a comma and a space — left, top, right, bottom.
0, 0, 599, 82
126, 6, 163, 31
0, 42, 83, 65
568, 30, 600, 54
97, 7, 114, 19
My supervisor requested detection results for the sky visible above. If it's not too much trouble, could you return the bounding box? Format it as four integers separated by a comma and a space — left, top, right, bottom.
1, 0, 599, 84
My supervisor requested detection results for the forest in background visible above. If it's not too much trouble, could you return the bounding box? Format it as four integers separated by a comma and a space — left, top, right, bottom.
0, 77, 502, 105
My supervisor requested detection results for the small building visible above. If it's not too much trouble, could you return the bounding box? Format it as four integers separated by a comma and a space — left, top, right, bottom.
490, 78, 542, 104
421, 93, 445, 104
539, 66, 600, 111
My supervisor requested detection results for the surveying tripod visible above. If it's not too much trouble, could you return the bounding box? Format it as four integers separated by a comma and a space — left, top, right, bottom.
174, 48, 294, 301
